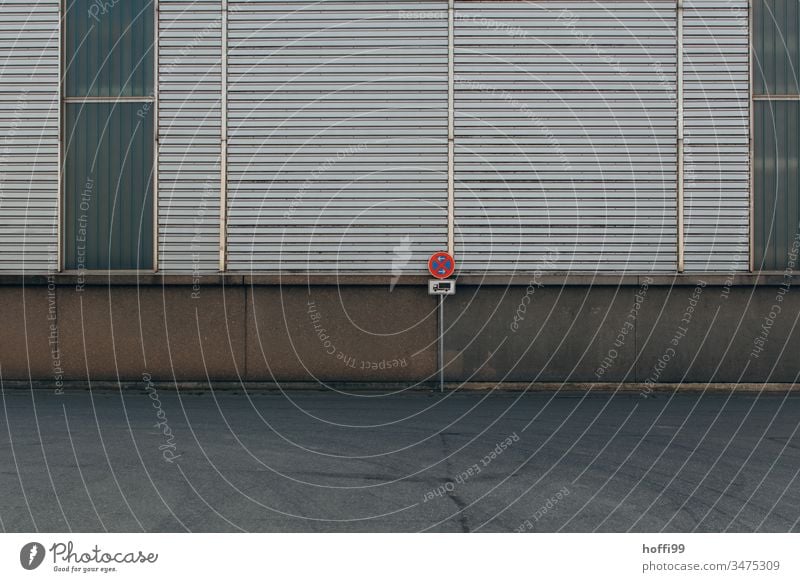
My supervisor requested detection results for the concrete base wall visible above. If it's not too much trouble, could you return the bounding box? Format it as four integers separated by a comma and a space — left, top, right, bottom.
1, 275, 798, 385
445, 281, 799, 384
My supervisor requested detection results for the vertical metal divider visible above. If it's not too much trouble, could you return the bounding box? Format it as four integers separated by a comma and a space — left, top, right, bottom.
748, 0, 755, 273
57, 0, 63, 272
677, 0, 685, 273
447, 0, 455, 257
153, 0, 160, 272
441, 0, 456, 393
220, 0, 228, 272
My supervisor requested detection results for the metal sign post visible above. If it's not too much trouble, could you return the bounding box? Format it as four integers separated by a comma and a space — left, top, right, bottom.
428, 252, 457, 393
429, 282, 454, 392
439, 294, 444, 393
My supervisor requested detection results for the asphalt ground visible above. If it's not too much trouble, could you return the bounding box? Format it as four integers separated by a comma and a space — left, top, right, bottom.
1, 389, 798, 532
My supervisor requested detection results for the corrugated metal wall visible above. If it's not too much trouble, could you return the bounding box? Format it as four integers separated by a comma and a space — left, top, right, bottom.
0, 0, 759, 275
0, 0, 59, 272
225, 0, 449, 271
683, 0, 750, 272
158, 0, 223, 272
454, 1, 678, 272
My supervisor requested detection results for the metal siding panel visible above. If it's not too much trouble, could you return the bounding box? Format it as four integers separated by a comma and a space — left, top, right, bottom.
0, 0, 59, 272
683, 0, 750, 272
226, 0, 448, 272
158, 0, 222, 273
454, 1, 677, 272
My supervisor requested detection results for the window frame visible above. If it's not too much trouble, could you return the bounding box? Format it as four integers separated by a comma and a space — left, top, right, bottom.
752, 0, 800, 272
59, 0, 158, 273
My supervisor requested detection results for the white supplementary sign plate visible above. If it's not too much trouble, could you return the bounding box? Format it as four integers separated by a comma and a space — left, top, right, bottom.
428, 279, 456, 296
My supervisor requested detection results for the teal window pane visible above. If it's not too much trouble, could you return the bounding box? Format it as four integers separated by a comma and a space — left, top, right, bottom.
65, 0, 153, 97
754, 0, 800, 96
754, 101, 800, 270
64, 103, 154, 270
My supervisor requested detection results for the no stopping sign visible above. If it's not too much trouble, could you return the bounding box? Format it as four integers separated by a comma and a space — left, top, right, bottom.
428, 252, 455, 279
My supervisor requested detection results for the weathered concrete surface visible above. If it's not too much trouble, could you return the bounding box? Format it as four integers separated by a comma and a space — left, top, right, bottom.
245, 285, 437, 382
0, 286, 56, 380
56, 285, 246, 382
1, 281, 799, 383
445, 284, 800, 384
636, 285, 800, 384
0, 390, 798, 532
443, 285, 639, 382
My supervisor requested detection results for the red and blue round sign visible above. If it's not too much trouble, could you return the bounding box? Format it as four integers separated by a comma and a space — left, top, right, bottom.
428, 251, 456, 279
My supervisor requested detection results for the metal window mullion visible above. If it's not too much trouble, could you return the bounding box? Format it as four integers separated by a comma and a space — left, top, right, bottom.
63, 97, 156, 103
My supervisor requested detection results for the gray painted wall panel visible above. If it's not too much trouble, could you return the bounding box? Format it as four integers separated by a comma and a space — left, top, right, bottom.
683, 0, 750, 272
0, 0, 59, 272
226, 0, 449, 272
454, 1, 678, 272
158, 0, 222, 273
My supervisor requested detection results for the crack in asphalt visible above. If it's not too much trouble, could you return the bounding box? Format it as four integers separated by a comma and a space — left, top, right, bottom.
439, 432, 471, 533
